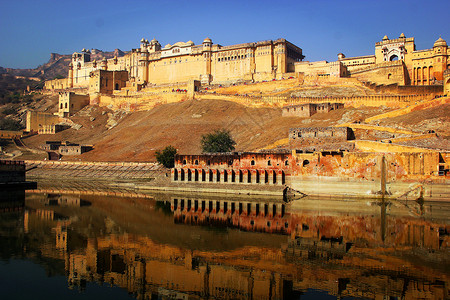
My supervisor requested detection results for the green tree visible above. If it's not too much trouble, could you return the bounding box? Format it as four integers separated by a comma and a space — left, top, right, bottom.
201, 129, 236, 153
155, 146, 177, 168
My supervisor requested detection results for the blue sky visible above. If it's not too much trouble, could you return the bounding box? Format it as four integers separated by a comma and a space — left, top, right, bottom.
0, 0, 449, 69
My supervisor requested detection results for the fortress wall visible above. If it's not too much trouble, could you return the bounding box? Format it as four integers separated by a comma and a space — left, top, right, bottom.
353, 140, 436, 153
370, 84, 443, 95
96, 92, 189, 111
349, 61, 407, 85
193, 93, 430, 109
45, 78, 69, 90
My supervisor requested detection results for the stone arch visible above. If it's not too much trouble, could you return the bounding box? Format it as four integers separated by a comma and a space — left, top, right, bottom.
247, 170, 251, 183
389, 54, 399, 61
272, 170, 277, 184
209, 169, 213, 182
194, 169, 199, 181
423, 66, 428, 84
180, 169, 185, 181
417, 67, 422, 84
173, 168, 178, 181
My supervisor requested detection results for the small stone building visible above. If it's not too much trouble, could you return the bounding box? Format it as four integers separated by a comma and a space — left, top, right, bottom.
58, 92, 90, 117
89, 70, 129, 94
282, 103, 344, 118
289, 127, 354, 147
42, 141, 92, 155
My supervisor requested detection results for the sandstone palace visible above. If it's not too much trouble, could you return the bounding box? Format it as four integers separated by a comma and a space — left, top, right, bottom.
47, 37, 304, 90
46, 34, 448, 92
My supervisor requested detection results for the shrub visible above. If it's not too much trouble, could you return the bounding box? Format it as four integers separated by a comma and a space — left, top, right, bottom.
201, 129, 236, 153
155, 146, 177, 168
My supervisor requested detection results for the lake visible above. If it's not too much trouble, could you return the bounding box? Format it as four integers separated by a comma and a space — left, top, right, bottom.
0, 181, 449, 299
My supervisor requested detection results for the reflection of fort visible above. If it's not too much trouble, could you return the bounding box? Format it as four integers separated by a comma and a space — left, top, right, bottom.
171, 197, 288, 234
19, 192, 450, 300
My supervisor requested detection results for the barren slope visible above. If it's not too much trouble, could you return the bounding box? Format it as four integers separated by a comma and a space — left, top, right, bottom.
22, 99, 382, 162
20, 96, 450, 162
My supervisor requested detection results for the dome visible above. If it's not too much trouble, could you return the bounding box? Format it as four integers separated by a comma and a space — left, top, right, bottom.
203, 37, 212, 44
151, 38, 158, 44
382, 35, 389, 41
434, 37, 447, 47
399, 33, 405, 38
140, 38, 145, 43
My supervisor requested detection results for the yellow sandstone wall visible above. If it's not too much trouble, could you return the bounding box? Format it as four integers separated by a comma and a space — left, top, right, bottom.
26, 111, 60, 132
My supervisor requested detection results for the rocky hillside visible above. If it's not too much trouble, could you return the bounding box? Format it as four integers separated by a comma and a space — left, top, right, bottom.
0, 49, 126, 81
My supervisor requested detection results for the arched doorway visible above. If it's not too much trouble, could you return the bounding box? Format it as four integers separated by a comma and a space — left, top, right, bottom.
389, 55, 398, 61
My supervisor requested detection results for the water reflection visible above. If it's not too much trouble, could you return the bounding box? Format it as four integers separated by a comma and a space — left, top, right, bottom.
0, 186, 449, 299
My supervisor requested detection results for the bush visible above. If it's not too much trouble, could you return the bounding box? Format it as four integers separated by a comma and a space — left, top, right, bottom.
201, 129, 236, 153
155, 146, 177, 168
0, 118, 23, 131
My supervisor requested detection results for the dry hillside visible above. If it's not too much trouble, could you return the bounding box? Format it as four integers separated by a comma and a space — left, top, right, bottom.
22, 98, 391, 162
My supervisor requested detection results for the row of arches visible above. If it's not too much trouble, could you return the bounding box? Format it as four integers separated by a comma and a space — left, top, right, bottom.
171, 198, 285, 218
413, 66, 434, 85
173, 168, 286, 185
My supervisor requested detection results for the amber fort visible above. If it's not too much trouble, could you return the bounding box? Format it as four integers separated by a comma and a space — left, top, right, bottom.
40, 33, 449, 115
14, 32, 448, 199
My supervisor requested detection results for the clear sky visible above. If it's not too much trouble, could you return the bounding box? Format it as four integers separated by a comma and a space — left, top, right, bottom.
0, 0, 449, 69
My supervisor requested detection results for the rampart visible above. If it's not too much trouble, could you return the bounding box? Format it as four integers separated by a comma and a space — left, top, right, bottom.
194, 92, 431, 109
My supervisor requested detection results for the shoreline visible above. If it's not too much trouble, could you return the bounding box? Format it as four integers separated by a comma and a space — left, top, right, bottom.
24, 160, 450, 202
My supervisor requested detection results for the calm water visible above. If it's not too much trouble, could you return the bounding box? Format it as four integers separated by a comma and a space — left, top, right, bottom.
0, 183, 449, 300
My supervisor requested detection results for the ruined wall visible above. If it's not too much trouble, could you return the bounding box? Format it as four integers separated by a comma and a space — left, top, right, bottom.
282, 103, 344, 117
289, 127, 353, 147
26, 111, 60, 132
